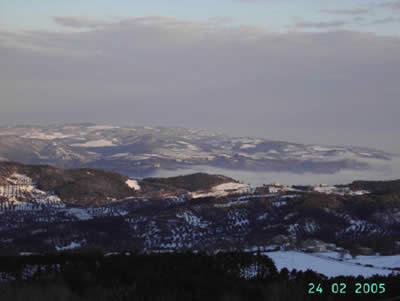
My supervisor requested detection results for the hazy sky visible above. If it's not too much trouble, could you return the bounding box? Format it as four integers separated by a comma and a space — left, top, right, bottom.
1, 1, 400, 153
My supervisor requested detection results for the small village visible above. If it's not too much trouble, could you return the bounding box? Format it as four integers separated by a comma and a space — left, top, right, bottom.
264, 182, 369, 196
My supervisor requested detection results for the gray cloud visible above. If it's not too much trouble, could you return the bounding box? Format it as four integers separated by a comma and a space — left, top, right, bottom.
353, 17, 366, 22
1, 16, 400, 153
321, 9, 370, 15
380, 1, 400, 10
208, 16, 236, 24
371, 16, 400, 24
53, 16, 114, 28
294, 21, 347, 29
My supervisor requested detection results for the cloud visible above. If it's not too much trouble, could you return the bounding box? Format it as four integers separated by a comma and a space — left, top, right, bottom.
53, 16, 114, 28
294, 21, 347, 29
371, 16, 400, 24
1, 16, 400, 152
353, 17, 366, 22
321, 9, 370, 15
208, 16, 236, 24
380, 1, 400, 10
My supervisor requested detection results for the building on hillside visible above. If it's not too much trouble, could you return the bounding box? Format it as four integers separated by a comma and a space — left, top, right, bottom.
268, 186, 280, 193
313, 185, 336, 194
306, 245, 328, 253
267, 182, 288, 193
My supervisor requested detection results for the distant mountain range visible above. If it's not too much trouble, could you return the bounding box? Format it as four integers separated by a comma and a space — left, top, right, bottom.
0, 124, 393, 177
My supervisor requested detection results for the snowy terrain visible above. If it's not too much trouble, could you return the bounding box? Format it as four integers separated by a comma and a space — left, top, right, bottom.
71, 139, 116, 147
315, 251, 400, 270
264, 251, 398, 277
0, 124, 396, 185
22, 132, 76, 140
0, 173, 65, 211
191, 182, 250, 198
0, 162, 399, 276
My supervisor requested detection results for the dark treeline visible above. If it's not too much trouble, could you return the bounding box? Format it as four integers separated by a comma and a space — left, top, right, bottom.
0, 251, 399, 301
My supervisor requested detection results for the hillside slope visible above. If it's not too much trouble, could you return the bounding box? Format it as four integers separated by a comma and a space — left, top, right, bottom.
0, 162, 237, 205
0, 162, 136, 205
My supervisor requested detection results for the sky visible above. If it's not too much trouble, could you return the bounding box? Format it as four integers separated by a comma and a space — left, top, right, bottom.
1, 1, 400, 153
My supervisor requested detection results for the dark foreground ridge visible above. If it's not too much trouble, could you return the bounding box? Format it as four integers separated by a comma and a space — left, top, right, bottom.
0, 251, 399, 301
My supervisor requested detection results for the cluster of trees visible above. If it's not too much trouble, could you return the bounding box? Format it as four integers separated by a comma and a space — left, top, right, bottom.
141, 173, 234, 193
340, 235, 399, 257
350, 180, 400, 195
0, 252, 399, 301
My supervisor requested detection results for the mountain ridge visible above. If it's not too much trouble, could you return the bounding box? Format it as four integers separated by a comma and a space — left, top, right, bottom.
0, 124, 393, 177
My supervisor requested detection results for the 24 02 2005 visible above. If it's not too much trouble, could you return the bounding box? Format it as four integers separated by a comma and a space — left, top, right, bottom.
308, 282, 386, 295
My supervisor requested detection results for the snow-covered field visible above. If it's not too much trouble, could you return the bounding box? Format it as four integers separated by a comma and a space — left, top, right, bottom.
191, 182, 250, 198
263, 251, 398, 277
348, 255, 400, 269
316, 251, 400, 270
22, 132, 75, 140
71, 139, 116, 147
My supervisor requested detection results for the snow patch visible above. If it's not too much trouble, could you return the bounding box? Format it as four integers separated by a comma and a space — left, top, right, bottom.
264, 251, 396, 277
257, 213, 268, 221
126, 179, 141, 190
66, 208, 93, 221
22, 132, 75, 140
71, 139, 116, 147
312, 146, 340, 152
56, 241, 81, 251
191, 182, 250, 199
240, 144, 257, 149
111, 153, 130, 158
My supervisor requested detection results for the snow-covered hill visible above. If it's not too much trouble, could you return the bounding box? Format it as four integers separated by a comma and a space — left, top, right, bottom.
0, 124, 393, 177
